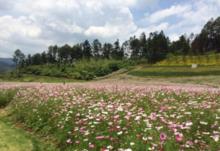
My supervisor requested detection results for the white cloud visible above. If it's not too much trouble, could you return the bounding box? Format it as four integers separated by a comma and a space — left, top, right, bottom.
166, 0, 220, 39
148, 5, 191, 23
0, 0, 220, 57
0, 15, 41, 39
85, 24, 119, 38
135, 22, 169, 37
0, 0, 140, 57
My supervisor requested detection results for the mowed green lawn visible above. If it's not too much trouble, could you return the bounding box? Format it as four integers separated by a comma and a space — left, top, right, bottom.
128, 66, 220, 77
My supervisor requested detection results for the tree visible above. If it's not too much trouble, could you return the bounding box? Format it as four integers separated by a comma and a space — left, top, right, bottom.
111, 39, 124, 60
13, 49, 25, 76
32, 53, 42, 65
103, 43, 113, 59
41, 51, 48, 64
58, 44, 72, 64
129, 36, 141, 59
147, 31, 169, 63
192, 17, 220, 53
92, 39, 102, 59
121, 40, 130, 58
82, 40, 92, 59
71, 44, 83, 62
170, 35, 190, 55
47, 45, 58, 63
26, 54, 32, 66
13, 49, 25, 68
139, 32, 148, 59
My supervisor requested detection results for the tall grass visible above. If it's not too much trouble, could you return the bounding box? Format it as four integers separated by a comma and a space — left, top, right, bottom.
0, 89, 17, 108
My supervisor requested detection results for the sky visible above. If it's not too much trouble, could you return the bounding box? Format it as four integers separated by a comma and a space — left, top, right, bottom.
0, 0, 220, 58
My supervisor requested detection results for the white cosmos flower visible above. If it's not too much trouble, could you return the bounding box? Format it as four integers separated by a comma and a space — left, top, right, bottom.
117, 131, 123, 135
211, 135, 219, 142
130, 142, 135, 146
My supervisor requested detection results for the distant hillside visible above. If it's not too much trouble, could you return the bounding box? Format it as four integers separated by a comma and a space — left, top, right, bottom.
0, 58, 15, 72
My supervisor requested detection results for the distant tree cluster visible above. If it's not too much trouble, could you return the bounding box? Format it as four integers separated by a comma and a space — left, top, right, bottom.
13, 16, 220, 67
192, 17, 220, 54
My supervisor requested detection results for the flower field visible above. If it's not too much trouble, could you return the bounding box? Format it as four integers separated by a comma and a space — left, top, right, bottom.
1, 83, 220, 151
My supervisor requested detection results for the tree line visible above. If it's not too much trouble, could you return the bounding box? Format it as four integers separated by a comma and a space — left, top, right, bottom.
13, 17, 220, 67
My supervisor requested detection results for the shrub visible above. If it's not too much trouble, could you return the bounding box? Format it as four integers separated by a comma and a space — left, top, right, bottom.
78, 70, 95, 80
20, 59, 134, 80
108, 62, 120, 71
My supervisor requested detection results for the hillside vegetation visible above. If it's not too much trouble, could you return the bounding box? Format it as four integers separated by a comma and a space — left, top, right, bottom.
128, 66, 220, 78
157, 53, 220, 66
19, 59, 134, 80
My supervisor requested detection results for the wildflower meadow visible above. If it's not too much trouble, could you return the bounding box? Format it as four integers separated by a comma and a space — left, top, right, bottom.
1, 83, 219, 150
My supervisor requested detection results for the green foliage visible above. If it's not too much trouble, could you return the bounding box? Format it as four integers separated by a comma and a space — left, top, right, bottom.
129, 66, 220, 77
157, 53, 220, 66
192, 17, 220, 53
20, 59, 133, 80
0, 90, 17, 108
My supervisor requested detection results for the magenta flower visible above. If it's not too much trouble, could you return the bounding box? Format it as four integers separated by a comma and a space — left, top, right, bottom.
175, 133, 184, 142
160, 133, 167, 142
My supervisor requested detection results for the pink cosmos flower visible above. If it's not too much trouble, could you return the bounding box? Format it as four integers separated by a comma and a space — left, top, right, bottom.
160, 133, 167, 142
89, 143, 95, 149
96, 136, 105, 140
149, 112, 157, 121
175, 133, 184, 142
160, 106, 168, 112
75, 140, 80, 144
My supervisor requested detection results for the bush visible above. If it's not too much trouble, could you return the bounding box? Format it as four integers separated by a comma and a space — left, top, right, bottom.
77, 71, 95, 80
20, 59, 134, 80
0, 90, 17, 108
108, 62, 120, 72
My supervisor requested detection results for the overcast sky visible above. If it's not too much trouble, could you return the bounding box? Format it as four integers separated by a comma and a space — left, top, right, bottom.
0, 0, 220, 58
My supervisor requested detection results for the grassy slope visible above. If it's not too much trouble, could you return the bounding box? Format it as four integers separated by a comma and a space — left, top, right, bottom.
0, 109, 58, 151
0, 74, 81, 83
128, 66, 220, 77
1, 57, 220, 87
157, 54, 220, 66
0, 89, 58, 151
98, 65, 220, 87
0, 119, 32, 151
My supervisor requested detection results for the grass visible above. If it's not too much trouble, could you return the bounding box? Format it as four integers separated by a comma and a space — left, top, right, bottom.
0, 116, 58, 151
0, 74, 81, 83
157, 53, 220, 66
128, 65, 220, 77
0, 90, 17, 108
0, 90, 58, 151
0, 120, 33, 151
